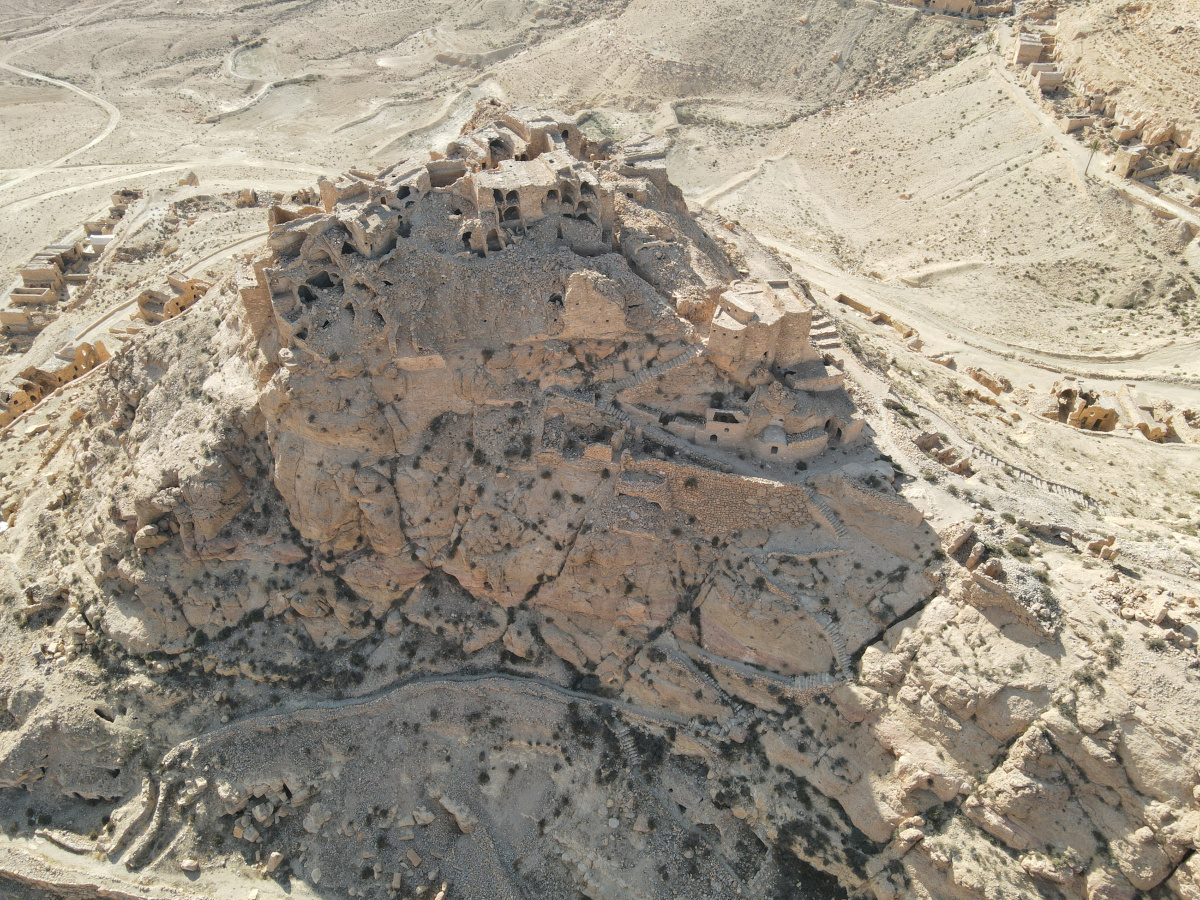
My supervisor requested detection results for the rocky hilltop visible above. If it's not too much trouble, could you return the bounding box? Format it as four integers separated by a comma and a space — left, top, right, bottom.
0, 106, 1198, 900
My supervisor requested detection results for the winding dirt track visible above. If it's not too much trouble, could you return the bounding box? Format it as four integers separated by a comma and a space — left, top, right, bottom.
0, 60, 122, 194
0, 0, 127, 194
180, 230, 268, 277
758, 232, 1200, 403
0, 157, 340, 216
0, 165, 186, 214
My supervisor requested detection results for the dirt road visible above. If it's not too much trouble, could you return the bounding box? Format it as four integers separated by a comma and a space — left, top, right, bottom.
0, 1, 127, 194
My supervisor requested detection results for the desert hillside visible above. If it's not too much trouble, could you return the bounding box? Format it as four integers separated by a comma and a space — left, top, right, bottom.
0, 2, 1198, 900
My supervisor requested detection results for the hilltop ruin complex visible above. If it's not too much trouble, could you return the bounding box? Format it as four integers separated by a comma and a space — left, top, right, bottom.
0, 106, 1197, 900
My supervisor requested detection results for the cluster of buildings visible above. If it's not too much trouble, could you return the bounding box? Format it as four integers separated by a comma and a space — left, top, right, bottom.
1037, 378, 1173, 442
1, 241, 94, 338
0, 186, 216, 431
627, 279, 864, 466
0, 190, 142, 340
0, 341, 110, 429
1011, 29, 1063, 93
298, 108, 607, 261
453, 146, 613, 256
1011, 23, 1199, 186
253, 106, 865, 470
704, 281, 859, 459
1, 268, 211, 431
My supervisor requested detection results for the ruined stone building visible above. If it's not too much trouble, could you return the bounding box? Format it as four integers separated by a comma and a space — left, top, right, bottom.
243, 106, 863, 481
706, 280, 815, 380
0, 381, 42, 428
1, 189, 142, 338
1038, 378, 1115, 431
84, 188, 142, 246
1034, 377, 1179, 441
132, 274, 213, 325
0, 341, 108, 428
1117, 384, 1170, 442
18, 342, 107, 395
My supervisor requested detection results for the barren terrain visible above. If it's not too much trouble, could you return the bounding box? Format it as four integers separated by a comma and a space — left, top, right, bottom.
0, 1, 1199, 900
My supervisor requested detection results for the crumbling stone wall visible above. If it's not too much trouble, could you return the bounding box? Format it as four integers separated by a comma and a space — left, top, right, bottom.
616, 454, 817, 532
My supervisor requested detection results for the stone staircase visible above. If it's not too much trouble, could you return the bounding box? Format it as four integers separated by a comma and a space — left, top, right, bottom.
791, 673, 839, 692
808, 312, 841, 353
664, 639, 738, 709
609, 718, 642, 769
752, 561, 854, 679
804, 487, 849, 539
599, 344, 703, 398
692, 666, 727, 700
811, 613, 853, 675
547, 386, 632, 428
687, 707, 751, 743
602, 400, 633, 426
557, 838, 648, 900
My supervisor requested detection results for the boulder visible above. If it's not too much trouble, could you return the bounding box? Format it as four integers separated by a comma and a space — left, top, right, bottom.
303, 802, 331, 833
1086, 866, 1137, 900
437, 795, 479, 834
133, 525, 168, 549
502, 622, 535, 658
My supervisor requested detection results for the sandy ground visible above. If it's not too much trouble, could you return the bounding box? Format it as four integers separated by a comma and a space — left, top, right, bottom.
0, 76, 107, 170
702, 52, 1200, 363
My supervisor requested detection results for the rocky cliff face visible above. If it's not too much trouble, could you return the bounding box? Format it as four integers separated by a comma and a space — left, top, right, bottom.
0, 106, 1197, 900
